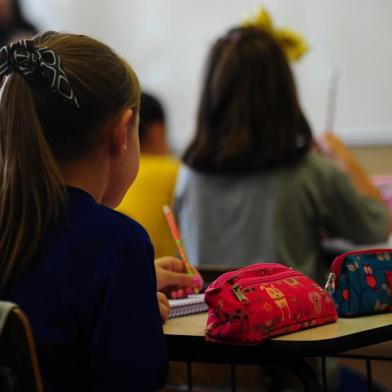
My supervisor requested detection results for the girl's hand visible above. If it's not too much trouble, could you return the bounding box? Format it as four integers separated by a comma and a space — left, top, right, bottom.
157, 292, 170, 323
154, 257, 203, 298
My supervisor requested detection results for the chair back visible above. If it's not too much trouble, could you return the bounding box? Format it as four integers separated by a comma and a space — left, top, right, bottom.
0, 302, 44, 392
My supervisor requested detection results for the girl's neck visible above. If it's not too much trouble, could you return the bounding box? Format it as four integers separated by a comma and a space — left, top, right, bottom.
60, 153, 109, 204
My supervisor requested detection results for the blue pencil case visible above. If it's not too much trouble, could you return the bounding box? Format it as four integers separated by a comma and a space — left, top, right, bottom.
325, 249, 392, 317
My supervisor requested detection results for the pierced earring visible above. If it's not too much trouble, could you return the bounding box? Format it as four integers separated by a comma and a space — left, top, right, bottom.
121, 144, 127, 152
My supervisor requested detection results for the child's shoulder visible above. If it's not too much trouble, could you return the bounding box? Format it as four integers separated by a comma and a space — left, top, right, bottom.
66, 187, 151, 246
295, 150, 344, 179
140, 154, 180, 175
100, 204, 149, 238
283, 150, 352, 198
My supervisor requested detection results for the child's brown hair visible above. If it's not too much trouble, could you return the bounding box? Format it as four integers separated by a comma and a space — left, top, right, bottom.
184, 27, 312, 173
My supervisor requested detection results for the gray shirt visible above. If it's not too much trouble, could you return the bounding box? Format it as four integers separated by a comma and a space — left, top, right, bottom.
174, 151, 390, 284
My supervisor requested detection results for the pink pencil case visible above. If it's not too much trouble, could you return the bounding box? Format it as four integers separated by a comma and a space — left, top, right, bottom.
204, 263, 337, 345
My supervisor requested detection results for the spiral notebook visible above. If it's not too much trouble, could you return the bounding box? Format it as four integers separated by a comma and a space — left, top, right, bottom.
168, 294, 208, 318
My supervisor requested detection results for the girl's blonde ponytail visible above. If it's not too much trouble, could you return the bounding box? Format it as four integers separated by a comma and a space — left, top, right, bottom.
0, 74, 64, 290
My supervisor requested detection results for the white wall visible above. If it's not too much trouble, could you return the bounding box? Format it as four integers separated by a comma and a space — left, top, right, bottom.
22, 0, 392, 151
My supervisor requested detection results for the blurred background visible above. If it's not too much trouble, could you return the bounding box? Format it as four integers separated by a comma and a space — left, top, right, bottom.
18, 0, 392, 171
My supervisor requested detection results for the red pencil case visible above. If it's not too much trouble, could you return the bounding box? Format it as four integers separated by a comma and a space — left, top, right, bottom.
204, 263, 337, 345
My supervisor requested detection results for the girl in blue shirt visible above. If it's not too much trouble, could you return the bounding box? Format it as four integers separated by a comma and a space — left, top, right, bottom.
0, 31, 168, 391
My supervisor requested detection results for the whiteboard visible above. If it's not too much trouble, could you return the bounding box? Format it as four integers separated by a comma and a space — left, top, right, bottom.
23, 0, 392, 150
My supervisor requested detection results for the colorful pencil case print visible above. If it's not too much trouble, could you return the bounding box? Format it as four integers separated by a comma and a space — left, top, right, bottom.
326, 249, 392, 317
204, 263, 337, 345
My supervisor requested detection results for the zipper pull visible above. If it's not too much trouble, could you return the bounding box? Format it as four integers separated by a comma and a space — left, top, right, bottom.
325, 272, 336, 294
232, 284, 249, 304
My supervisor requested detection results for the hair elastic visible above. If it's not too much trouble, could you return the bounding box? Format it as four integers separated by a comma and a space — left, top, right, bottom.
0, 39, 79, 108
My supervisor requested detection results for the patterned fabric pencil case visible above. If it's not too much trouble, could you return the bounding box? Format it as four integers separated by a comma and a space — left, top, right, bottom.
326, 249, 392, 317
205, 263, 337, 345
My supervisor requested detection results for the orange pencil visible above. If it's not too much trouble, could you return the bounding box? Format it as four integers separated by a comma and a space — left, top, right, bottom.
162, 205, 193, 276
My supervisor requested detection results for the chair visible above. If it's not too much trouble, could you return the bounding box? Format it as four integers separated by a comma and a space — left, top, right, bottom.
0, 302, 44, 392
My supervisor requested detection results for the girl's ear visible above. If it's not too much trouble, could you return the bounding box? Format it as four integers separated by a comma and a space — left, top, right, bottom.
111, 108, 133, 153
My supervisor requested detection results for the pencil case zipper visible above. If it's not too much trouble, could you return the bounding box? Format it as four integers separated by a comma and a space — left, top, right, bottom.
209, 263, 290, 289
230, 270, 300, 304
327, 248, 392, 290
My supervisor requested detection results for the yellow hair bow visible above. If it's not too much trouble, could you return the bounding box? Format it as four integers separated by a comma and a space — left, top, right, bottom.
241, 6, 309, 62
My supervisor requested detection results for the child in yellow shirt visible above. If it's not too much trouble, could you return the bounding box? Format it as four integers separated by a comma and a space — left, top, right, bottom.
117, 92, 179, 258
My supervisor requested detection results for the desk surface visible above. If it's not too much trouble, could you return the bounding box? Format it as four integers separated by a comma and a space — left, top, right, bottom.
164, 312, 392, 363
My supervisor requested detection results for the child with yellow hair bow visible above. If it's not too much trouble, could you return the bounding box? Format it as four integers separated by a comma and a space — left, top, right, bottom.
174, 6, 389, 288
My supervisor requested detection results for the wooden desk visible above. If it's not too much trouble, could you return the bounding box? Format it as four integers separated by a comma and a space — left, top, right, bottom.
164, 312, 392, 362
165, 312, 392, 391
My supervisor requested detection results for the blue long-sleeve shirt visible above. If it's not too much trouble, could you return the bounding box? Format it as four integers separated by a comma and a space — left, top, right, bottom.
4, 187, 168, 391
